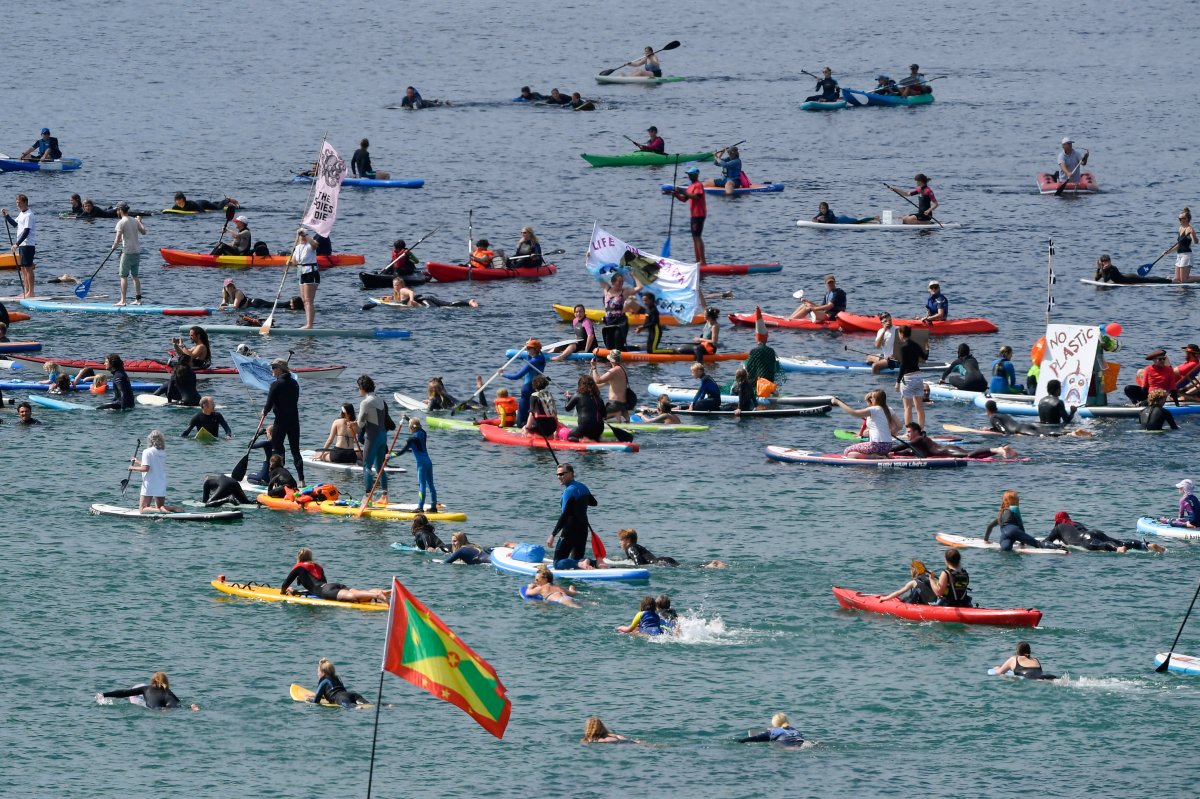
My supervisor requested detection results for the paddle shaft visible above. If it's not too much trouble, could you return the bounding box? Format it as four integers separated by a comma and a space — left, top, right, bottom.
382, 226, 440, 271
467, 209, 474, 281
663, 155, 680, 256
76, 248, 119, 298
358, 414, 408, 515
461, 349, 527, 412
1137, 243, 1178, 277
599, 40, 680, 77
1158, 577, 1200, 672
119, 439, 143, 495
885, 183, 944, 229
260, 232, 299, 333
215, 204, 236, 247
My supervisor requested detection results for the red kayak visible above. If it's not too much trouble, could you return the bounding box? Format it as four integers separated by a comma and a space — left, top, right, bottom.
832, 587, 1042, 627
698, 263, 782, 276
594, 348, 747, 363
727, 312, 841, 331
1037, 172, 1099, 195
478, 422, 637, 452
426, 261, 557, 282
834, 312, 999, 335
10, 355, 345, 381
160, 249, 365, 268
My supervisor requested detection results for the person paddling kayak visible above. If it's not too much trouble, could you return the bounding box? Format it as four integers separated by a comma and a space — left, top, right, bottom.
637, 126, 665, 154
790, 274, 846, 321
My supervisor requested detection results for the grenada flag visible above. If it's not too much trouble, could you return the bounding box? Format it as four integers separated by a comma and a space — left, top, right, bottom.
382, 577, 511, 738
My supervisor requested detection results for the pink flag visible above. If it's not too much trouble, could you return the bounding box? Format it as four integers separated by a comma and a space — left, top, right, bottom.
301, 141, 345, 237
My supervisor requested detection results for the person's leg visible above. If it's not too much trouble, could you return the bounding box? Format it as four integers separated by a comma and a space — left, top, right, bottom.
300, 282, 317, 328
117, 276, 128, 305
517, 383, 533, 427
915, 396, 926, 429
616, 318, 629, 350
287, 424, 304, 484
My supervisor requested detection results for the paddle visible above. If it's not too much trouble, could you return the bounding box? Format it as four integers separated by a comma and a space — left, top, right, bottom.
119, 439, 143, 495
507, 248, 565, 264
456, 347, 527, 414
1137, 244, 1177, 277
214, 204, 236, 249
231, 352, 293, 481
662, 155, 681, 257
260, 232, 299, 334
598, 40, 680, 77
74, 247, 118, 299
358, 415, 407, 517
466, 209, 474, 282
1157, 577, 1200, 673
1055, 149, 1089, 196
884, 183, 944, 229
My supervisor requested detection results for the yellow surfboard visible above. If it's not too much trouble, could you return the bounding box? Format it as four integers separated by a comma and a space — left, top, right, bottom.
290, 683, 373, 708
313, 500, 467, 522
195, 427, 217, 443
210, 577, 388, 611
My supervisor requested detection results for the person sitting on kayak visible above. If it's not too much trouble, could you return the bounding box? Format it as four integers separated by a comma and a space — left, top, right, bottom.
618, 528, 680, 566
881, 559, 938, 604
865, 312, 899, 374
988, 345, 1024, 394
920, 280, 948, 325
1092, 253, 1172, 285
20, 127, 62, 162
98, 672, 199, 710
513, 226, 543, 267
638, 394, 682, 424
1125, 349, 1179, 405
738, 713, 806, 746
1044, 511, 1165, 553
1037, 379, 1078, 424
831, 389, 900, 458
181, 396, 232, 440
939, 343, 987, 391
527, 567, 580, 606
617, 595, 668, 634
873, 74, 900, 95
711, 146, 743, 196
637, 126, 665, 154
675, 306, 721, 360
805, 67, 840, 102
891, 174, 936, 224
310, 659, 370, 707
899, 64, 932, 96
552, 304, 597, 361
410, 514, 449, 552
812, 201, 837, 224
992, 642, 1057, 680
282, 547, 389, 603
517, 86, 545, 102
789, 275, 846, 321
214, 215, 251, 256
626, 46, 663, 78
525, 375, 559, 438
171, 192, 237, 213
983, 490, 1067, 552
387, 239, 421, 277
686, 363, 722, 411
444, 531, 491, 565
470, 239, 497, 269
930, 547, 974, 606
544, 88, 571, 106
890, 422, 1018, 460
1055, 137, 1089, 187
1140, 388, 1179, 431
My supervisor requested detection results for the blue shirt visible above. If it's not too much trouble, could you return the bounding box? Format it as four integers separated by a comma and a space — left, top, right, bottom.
715, 156, 742, 181
692, 376, 721, 405
503, 352, 546, 386
825, 287, 848, 316
560, 479, 591, 514
926, 292, 948, 319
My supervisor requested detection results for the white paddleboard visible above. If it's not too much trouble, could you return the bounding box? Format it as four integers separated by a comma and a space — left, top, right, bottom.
796, 219, 961, 231
89, 503, 243, 521
392, 392, 428, 411
936, 532, 1067, 555
1154, 652, 1200, 674
1079, 278, 1193, 288
300, 449, 406, 473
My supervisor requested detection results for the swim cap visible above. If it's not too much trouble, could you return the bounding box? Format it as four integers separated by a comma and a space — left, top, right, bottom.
1053, 511, 1071, 525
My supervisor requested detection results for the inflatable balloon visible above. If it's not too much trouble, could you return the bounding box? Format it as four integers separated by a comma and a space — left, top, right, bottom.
1030, 336, 1046, 365
1107, 322, 1123, 337
1099, 324, 1108, 335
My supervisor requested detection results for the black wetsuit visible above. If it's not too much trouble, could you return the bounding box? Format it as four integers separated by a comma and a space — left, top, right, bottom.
177, 199, 232, 212
281, 563, 346, 600
942, 355, 987, 392
414, 295, 474, 308
985, 509, 1059, 551
1037, 395, 1077, 424
444, 545, 490, 564
412, 526, 449, 552
623, 542, 679, 567
202, 474, 251, 506
1044, 521, 1154, 552
351, 148, 374, 177
889, 436, 996, 460
1094, 263, 1171, 285
267, 466, 298, 496
264, 373, 303, 483
551, 480, 597, 561
183, 410, 231, 439
249, 437, 273, 484
313, 674, 366, 707
734, 378, 757, 412
156, 366, 200, 406
102, 685, 181, 709
97, 368, 134, 411
1140, 404, 1178, 431
988, 413, 1059, 436
565, 393, 605, 441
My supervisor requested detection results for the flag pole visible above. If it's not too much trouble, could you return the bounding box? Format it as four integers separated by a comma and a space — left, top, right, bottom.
366, 576, 399, 799
1046, 237, 1054, 327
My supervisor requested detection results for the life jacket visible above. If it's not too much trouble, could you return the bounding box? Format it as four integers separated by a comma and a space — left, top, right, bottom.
494, 395, 518, 426
470, 248, 495, 268
637, 609, 665, 636
252, 240, 270, 257
295, 561, 325, 582
944, 567, 971, 607
89, 381, 108, 395
293, 483, 339, 504
755, 378, 777, 397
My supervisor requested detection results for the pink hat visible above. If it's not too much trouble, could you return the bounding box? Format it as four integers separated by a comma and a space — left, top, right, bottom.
223, 278, 234, 286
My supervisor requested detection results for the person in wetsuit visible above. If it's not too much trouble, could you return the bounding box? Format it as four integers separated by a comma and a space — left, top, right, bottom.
546, 463, 597, 564
941, 343, 987, 391
892, 173, 937, 224
517, 86, 545, 102
564, 375, 605, 442
730, 367, 759, 413
881, 559, 939, 604
1172, 479, 1200, 528
444, 531, 490, 564
984, 400, 1075, 436
688, 362, 722, 411
635, 291, 670, 354
181, 396, 231, 439
310, 659, 369, 707
806, 67, 840, 102
983, 489, 1066, 552
154, 355, 200, 406
78, 198, 119, 219
201, 473, 252, 506
280, 547, 388, 603
396, 418, 437, 513
524, 374, 559, 439
248, 425, 274, 485
356, 374, 390, 503
1092, 253, 1172, 285
96, 353, 134, 411
386, 277, 478, 308
171, 192, 237, 213
262, 358, 303, 484
618, 528, 679, 566
98, 671, 198, 710
889, 422, 1017, 460
813, 201, 837, 224
266, 454, 298, 497
738, 712, 806, 745
993, 642, 1057, 680
552, 304, 597, 361
616, 595, 668, 635
1140, 388, 1179, 431
351, 138, 382, 179
1044, 511, 1165, 552
410, 513, 449, 551
1037, 379, 1078, 424
513, 226, 543, 267
500, 338, 546, 428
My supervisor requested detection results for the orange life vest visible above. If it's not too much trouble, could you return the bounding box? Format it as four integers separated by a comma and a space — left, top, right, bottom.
494, 395, 518, 426
471, 248, 496, 268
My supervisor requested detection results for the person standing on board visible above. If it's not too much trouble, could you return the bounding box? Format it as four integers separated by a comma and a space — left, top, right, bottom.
291, 229, 319, 329
664, 167, 707, 265
2, 194, 37, 298
262, 358, 304, 485
1167, 208, 1197, 283
112, 205, 146, 307
546, 463, 598, 565
1056, 137, 1089, 186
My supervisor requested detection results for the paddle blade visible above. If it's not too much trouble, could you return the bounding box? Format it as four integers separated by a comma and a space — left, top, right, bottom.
259, 319, 274, 336
1054, 182, 1067, 196
661, 236, 671, 258
662, 40, 681, 51
1136, 262, 1154, 277
591, 530, 608, 560
230, 452, 251, 483
74, 279, 92, 299
608, 424, 633, 443
598, 67, 617, 77
1156, 656, 1172, 673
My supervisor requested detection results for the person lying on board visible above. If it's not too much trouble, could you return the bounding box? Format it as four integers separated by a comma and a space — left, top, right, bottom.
984, 400, 1091, 437
386, 277, 478, 308
170, 192, 238, 212
97, 671, 199, 710
1043, 511, 1164, 553
309, 659, 371, 707
544, 88, 572, 106
1093, 253, 1171, 285
889, 422, 1018, 460
635, 395, 682, 424
280, 547, 389, 603
526, 567, 580, 606
517, 86, 546, 102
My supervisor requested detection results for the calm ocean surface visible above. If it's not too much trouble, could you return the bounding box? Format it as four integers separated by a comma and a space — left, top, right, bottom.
4, 1, 1199, 796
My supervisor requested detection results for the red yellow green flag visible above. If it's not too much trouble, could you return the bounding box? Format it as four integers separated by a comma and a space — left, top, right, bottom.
382, 577, 511, 738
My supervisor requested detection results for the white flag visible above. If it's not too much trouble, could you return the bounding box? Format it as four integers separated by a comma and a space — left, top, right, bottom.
1035, 323, 1099, 406
585, 225, 701, 324
301, 141, 345, 237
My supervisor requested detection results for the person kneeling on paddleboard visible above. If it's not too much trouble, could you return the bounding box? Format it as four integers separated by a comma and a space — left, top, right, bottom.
983, 490, 1067, 553
280, 547, 388, 604
881, 559, 938, 604
310, 659, 371, 707
266, 455, 298, 498
992, 642, 1057, 680
1044, 511, 1165, 553
738, 713, 806, 746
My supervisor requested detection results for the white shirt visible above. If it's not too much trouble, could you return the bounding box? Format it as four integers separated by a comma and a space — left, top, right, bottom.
292, 241, 317, 273
875, 326, 897, 358
1058, 148, 1084, 181
114, 216, 143, 254
864, 406, 890, 443
140, 447, 168, 496
12, 208, 35, 247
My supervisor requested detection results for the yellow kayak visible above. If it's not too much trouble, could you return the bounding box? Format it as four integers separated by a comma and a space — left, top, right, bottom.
313, 499, 467, 522
289, 683, 374, 707
210, 576, 388, 611
552, 303, 703, 327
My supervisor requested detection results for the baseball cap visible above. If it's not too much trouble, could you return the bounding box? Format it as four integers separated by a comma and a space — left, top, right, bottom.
234, 215, 247, 224
928, 280, 940, 288
1183, 344, 1200, 354
41, 127, 50, 134
876, 74, 890, 81
909, 64, 919, 70
223, 278, 234, 286
1177, 479, 1194, 492
1146, 349, 1167, 360
684, 166, 700, 175
1061, 136, 1074, 145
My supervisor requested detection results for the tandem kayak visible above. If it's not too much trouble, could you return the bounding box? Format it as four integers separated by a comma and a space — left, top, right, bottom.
290, 175, 424, 189
698, 263, 782, 275
159, 249, 365, 268
91, 504, 243, 521
594, 74, 686, 85
1037, 172, 1098, 195
1136, 516, 1200, 541
832, 587, 1042, 627
973, 393, 1200, 418
182, 324, 411, 339
0, 157, 82, 172
1154, 653, 1200, 675
211, 576, 387, 610
426, 261, 556, 282
661, 182, 785, 196
593, 348, 747, 363
19, 299, 213, 316
491, 546, 650, 581
766, 447, 969, 468
479, 422, 638, 452
551, 303, 702, 327
799, 100, 847, 111
841, 89, 935, 107
10, 355, 344, 381
778, 357, 950, 375
647, 383, 833, 407
834, 312, 999, 335
727, 312, 841, 331
581, 151, 714, 167
796, 219, 960, 231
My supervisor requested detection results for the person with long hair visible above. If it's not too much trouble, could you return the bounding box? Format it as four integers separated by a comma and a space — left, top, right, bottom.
831, 389, 899, 459
316, 403, 359, 463
552, 304, 597, 361
98, 671, 198, 710
513, 226, 542, 267
565, 375, 605, 441
171, 326, 211, 370
983, 490, 1063, 551
581, 716, 631, 743
992, 642, 1058, 680
1169, 208, 1198, 283
894, 325, 928, 429
410, 513, 448, 551
308, 659, 371, 707
280, 547, 388, 603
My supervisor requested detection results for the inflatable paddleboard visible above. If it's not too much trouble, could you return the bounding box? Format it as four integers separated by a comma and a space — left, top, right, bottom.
299, 449, 406, 473
1154, 653, 1200, 675
796, 219, 960, 231
648, 383, 833, 407
28, 394, 92, 411
973, 393, 1200, 418
19, 299, 213, 315
778, 357, 950, 375
676, 405, 832, 418
292, 175, 424, 189
765, 447, 968, 468
184, 324, 411, 338
211, 576, 386, 609
490, 546, 650, 581
91, 504, 243, 521
935, 532, 1068, 555
1078, 279, 1192, 289
1136, 516, 1200, 541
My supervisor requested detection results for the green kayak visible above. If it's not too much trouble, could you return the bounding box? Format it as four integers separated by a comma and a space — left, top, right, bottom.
580, 151, 714, 168
424, 417, 708, 435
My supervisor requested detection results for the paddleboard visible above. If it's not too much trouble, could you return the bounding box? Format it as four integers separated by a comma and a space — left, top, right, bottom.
0, 341, 41, 353
974, 393, 1200, 418
181, 324, 411, 338
1136, 516, 1200, 541
289, 683, 374, 707
796, 219, 960, 231
765, 446, 968, 469
28, 394, 92, 411
778, 357, 950, 375
647, 382, 834, 407
19, 299, 213, 315
0, 378, 158, 392
518, 584, 545, 602
392, 392, 429, 411
313, 499, 466, 522
490, 546, 650, 581
300, 449, 405, 473
837, 428, 963, 444
676, 405, 832, 418
935, 532, 1068, 555
1078, 279, 1187, 288
91, 504, 243, 521
211, 576, 386, 609
1154, 653, 1200, 675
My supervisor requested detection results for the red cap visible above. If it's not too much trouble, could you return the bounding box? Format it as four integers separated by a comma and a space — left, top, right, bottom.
1053, 512, 1071, 525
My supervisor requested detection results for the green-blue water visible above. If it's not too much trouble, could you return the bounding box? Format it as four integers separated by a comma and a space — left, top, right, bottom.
5, 1, 1200, 796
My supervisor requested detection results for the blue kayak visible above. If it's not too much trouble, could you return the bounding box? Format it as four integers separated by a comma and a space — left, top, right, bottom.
800, 100, 847, 111
0, 157, 83, 172
290, 175, 424, 189
842, 88, 935, 107
19, 299, 214, 315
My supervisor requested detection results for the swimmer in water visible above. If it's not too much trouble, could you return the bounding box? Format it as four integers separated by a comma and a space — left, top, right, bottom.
309, 659, 371, 707
616, 595, 668, 635
525, 567, 580, 606
984, 400, 1091, 437
738, 712, 807, 745
181, 396, 232, 440
983, 490, 1068, 553
581, 716, 633, 743
992, 641, 1058, 680
97, 671, 199, 710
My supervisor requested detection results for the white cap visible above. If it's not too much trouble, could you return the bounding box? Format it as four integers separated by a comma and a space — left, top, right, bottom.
1061, 137, 1074, 145
1177, 478, 1194, 492
234, 215, 247, 224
